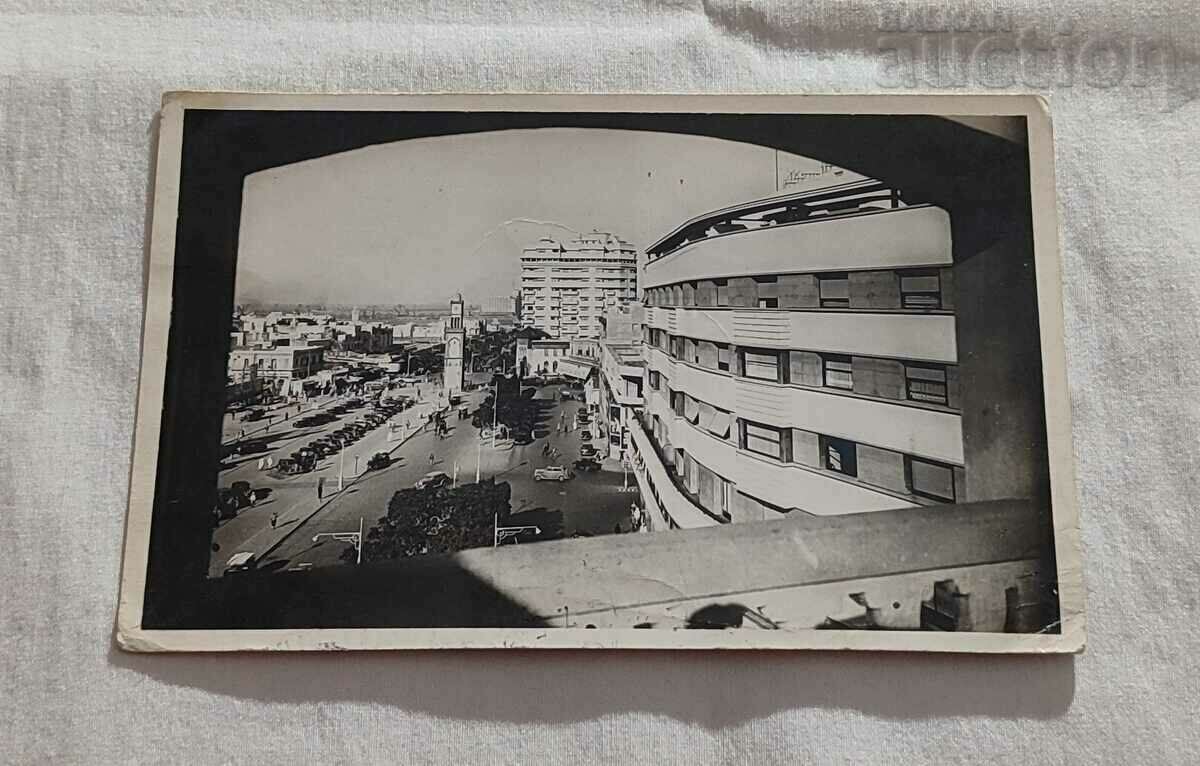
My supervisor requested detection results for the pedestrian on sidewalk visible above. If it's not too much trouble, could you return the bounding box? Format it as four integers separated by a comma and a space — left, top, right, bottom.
270, 512, 279, 529
317, 476, 325, 500
429, 452, 435, 467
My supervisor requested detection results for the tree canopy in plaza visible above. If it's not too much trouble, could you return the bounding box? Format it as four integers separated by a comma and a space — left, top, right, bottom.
350, 478, 512, 562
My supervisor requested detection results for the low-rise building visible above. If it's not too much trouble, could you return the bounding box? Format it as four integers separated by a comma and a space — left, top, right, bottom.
227, 344, 324, 397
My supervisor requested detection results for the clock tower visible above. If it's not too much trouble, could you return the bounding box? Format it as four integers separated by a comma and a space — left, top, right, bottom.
443, 293, 466, 399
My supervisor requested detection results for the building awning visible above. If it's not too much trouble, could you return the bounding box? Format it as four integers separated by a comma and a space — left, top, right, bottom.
697, 402, 731, 439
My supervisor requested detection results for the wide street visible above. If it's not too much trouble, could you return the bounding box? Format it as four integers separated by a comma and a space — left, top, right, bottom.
208, 379, 438, 578
258, 383, 641, 573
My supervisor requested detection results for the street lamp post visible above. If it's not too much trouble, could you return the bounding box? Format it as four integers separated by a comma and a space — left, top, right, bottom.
476, 439, 482, 483
312, 516, 363, 565
338, 439, 345, 492
491, 380, 499, 449
354, 454, 360, 476
493, 512, 541, 547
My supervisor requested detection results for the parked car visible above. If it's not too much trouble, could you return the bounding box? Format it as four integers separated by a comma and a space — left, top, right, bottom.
215, 481, 253, 519
533, 465, 572, 482
579, 430, 593, 441
241, 408, 267, 422
223, 552, 257, 575
367, 452, 391, 470
415, 471, 451, 490
512, 429, 534, 445
287, 448, 318, 472
573, 458, 602, 473
576, 413, 591, 426
579, 444, 599, 459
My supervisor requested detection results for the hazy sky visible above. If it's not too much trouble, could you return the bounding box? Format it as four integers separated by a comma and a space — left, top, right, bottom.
235, 128, 858, 306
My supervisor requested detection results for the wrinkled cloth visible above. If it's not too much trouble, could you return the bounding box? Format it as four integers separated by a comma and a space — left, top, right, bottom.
2, 2, 1199, 764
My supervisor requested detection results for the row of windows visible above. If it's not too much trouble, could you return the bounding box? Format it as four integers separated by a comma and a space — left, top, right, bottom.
646, 330, 957, 408
644, 268, 950, 311
735, 418, 959, 503
652, 390, 960, 504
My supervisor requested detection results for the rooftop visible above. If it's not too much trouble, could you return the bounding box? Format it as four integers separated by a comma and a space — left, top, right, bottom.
646, 178, 902, 259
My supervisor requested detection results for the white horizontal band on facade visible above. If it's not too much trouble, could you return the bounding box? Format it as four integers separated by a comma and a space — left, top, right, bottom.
645, 348, 964, 465
644, 307, 957, 364
643, 205, 952, 289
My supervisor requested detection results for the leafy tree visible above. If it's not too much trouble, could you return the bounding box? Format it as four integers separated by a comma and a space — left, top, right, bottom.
347, 478, 513, 563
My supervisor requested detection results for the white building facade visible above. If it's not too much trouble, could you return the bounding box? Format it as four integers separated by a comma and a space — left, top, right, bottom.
632, 179, 972, 530
519, 231, 638, 340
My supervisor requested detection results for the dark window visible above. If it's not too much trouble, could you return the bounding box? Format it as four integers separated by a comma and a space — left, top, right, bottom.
716, 344, 731, 372
900, 269, 942, 309
905, 363, 949, 405
907, 456, 956, 502
757, 297, 779, 309
742, 349, 782, 382
821, 435, 858, 476
648, 370, 661, 391
741, 419, 789, 461
669, 335, 684, 360
818, 273, 850, 308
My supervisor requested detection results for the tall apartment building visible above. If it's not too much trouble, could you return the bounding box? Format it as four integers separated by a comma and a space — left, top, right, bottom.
631, 178, 1039, 530
519, 231, 638, 340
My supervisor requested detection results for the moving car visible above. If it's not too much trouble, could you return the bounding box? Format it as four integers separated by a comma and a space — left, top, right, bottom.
241, 408, 267, 422
533, 465, 572, 482
415, 471, 451, 490
367, 451, 391, 470
572, 458, 602, 473
223, 552, 257, 575
579, 444, 599, 459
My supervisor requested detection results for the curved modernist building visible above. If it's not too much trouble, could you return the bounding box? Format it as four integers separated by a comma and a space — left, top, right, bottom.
631, 178, 1030, 530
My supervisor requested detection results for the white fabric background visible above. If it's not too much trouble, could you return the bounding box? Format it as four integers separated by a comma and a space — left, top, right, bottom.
2, 2, 1198, 763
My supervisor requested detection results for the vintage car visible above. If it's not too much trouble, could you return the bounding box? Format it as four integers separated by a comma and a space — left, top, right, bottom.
533, 465, 572, 482
415, 471, 451, 490
367, 452, 391, 471
215, 481, 254, 519
572, 458, 602, 473
223, 552, 257, 576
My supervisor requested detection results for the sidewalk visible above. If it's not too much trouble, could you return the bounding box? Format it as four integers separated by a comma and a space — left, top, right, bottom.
237, 403, 441, 571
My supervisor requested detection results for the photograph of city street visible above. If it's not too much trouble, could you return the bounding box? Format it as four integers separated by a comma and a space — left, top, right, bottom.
119, 97, 1079, 650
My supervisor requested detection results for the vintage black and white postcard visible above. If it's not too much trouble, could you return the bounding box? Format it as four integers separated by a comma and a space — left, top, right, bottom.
117, 93, 1082, 652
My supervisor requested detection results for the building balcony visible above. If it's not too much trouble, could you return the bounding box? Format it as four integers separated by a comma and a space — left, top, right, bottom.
628, 417, 722, 530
